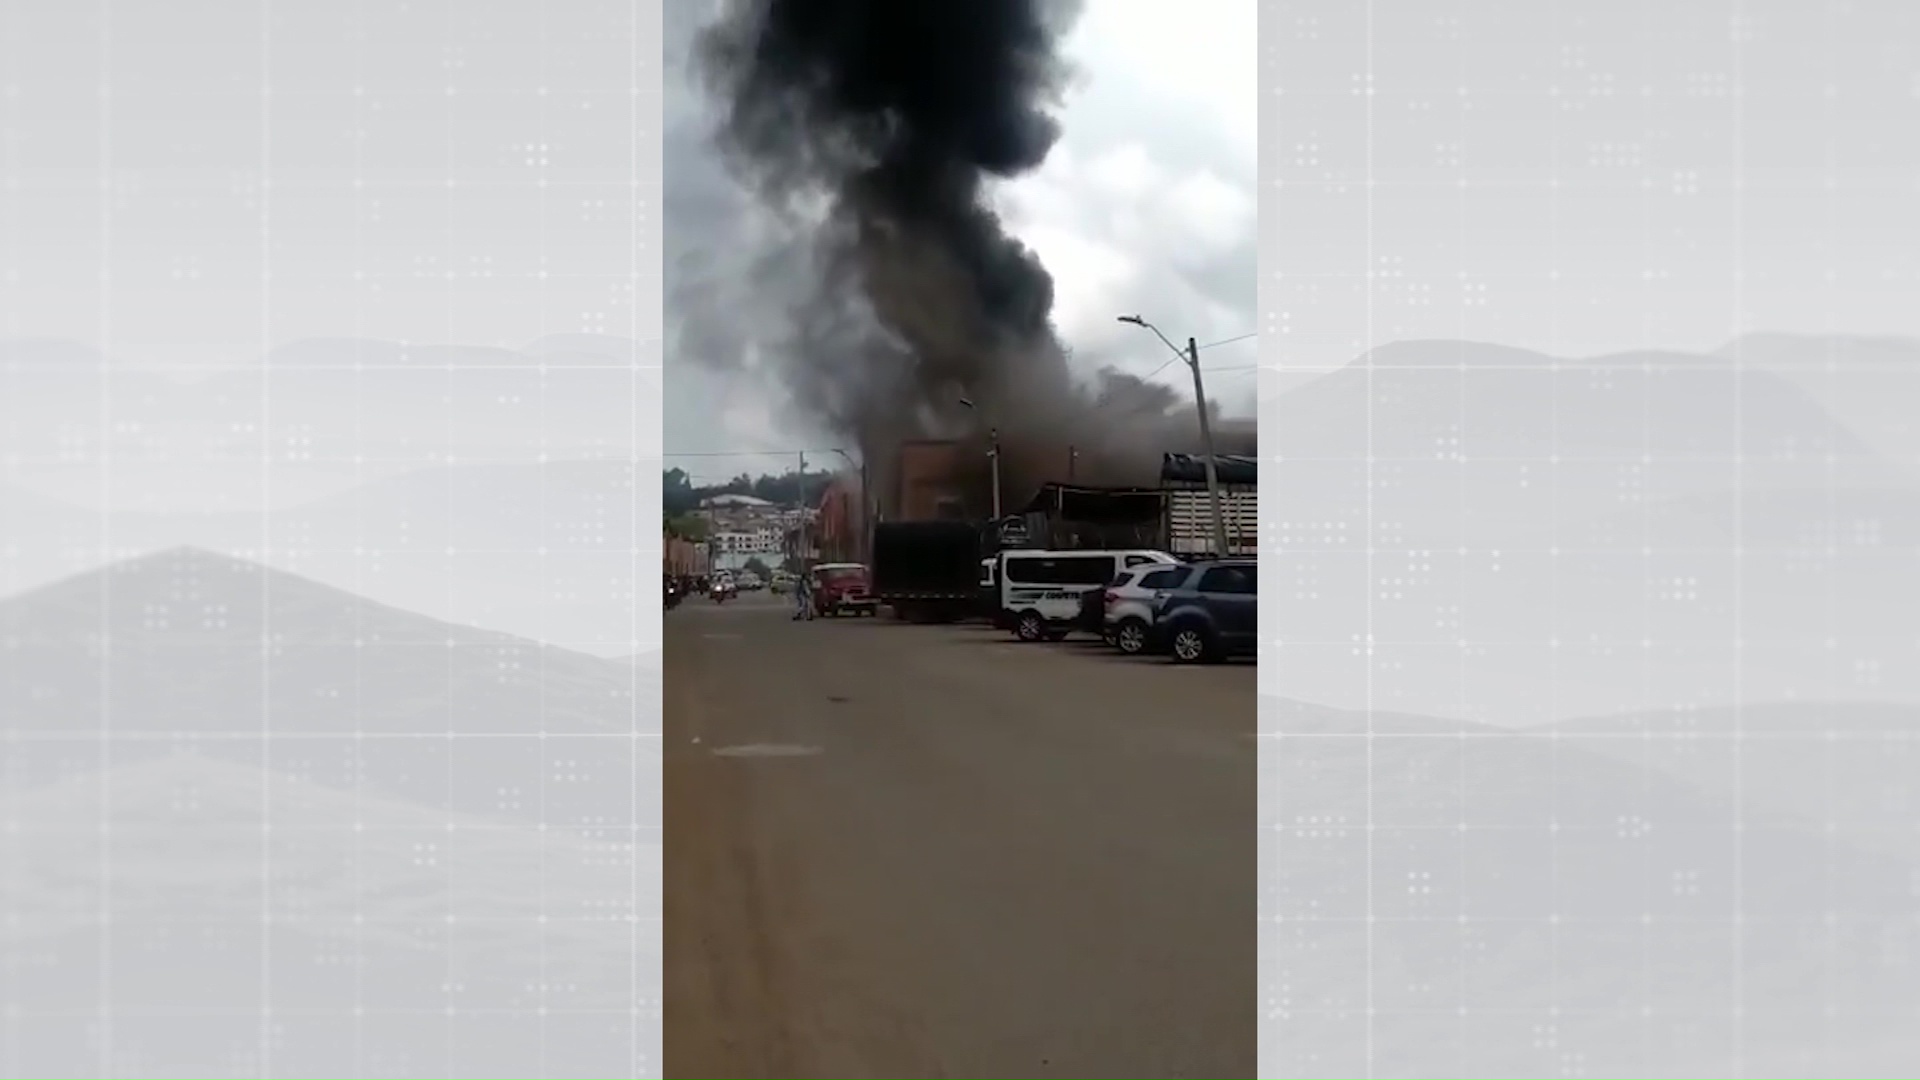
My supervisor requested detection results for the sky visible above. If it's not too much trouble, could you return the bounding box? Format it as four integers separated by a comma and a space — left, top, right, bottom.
1263, 0, 1920, 377
0, 1, 657, 370
4, 1, 1917, 489
659, 0, 1261, 473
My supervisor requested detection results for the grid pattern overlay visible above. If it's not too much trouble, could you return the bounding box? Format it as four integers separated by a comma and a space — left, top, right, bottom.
0, 2, 664, 1077
1260, 2, 1920, 1077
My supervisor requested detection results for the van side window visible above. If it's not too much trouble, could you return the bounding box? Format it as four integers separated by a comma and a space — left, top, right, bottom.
1123, 554, 1157, 568
1006, 556, 1113, 586
1056, 557, 1115, 585
1004, 558, 1057, 585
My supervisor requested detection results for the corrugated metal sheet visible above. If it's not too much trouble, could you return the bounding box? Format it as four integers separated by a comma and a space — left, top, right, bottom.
1166, 489, 1258, 555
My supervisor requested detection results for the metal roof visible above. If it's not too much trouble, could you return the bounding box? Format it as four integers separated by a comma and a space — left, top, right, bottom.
1160, 453, 1258, 486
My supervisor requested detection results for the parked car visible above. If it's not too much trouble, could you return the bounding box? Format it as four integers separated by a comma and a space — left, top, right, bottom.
996, 548, 1179, 642
812, 562, 879, 617
1148, 560, 1258, 664
1099, 563, 1193, 656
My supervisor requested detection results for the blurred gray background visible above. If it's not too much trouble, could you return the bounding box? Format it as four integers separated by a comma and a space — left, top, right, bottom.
2, 1, 661, 1077
1260, 2, 1920, 1077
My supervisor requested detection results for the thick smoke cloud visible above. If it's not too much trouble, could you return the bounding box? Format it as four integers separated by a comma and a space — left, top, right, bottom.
688, 0, 1251, 511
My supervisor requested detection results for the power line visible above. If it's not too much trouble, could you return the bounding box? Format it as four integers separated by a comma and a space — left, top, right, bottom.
1127, 333, 1258, 384
1197, 332, 1257, 350
663, 448, 847, 460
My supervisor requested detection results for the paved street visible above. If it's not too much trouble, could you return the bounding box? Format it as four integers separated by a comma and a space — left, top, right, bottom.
664, 590, 1256, 1078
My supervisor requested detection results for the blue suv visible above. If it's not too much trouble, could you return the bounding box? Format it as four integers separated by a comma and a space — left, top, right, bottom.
1148, 559, 1257, 664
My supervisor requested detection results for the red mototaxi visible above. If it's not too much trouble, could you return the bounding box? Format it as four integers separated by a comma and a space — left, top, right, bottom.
811, 563, 878, 618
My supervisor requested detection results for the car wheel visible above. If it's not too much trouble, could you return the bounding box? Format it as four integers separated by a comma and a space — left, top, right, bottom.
1168, 623, 1214, 664
1015, 611, 1046, 642
1114, 618, 1150, 656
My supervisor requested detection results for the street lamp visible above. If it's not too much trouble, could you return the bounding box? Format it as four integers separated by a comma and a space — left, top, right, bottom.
957, 396, 1002, 520
1118, 314, 1232, 558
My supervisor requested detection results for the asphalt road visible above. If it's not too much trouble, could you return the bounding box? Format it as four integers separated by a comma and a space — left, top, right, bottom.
664, 590, 1257, 1079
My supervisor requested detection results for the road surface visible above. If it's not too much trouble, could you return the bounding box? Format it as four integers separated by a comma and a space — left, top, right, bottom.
664, 590, 1256, 1079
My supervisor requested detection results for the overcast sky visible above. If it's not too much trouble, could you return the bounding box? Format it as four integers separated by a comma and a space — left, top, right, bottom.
7, 1, 1918, 484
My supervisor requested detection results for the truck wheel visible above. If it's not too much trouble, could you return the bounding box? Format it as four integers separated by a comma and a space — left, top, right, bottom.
1114, 618, 1150, 656
1015, 611, 1046, 642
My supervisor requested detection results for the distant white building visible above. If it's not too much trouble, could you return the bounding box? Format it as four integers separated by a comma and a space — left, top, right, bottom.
709, 526, 786, 572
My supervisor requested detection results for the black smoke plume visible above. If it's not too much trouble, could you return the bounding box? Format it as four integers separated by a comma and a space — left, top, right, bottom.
690, 0, 1252, 513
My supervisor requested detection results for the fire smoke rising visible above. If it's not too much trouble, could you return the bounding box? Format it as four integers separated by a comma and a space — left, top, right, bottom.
690, 0, 1251, 509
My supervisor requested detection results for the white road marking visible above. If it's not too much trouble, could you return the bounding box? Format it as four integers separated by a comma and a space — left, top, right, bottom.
701, 632, 742, 640
709, 743, 824, 759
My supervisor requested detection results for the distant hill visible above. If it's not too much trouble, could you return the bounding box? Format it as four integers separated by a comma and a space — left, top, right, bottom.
1719, 333, 1920, 465
1261, 338, 1920, 725
0, 335, 656, 514
0, 464, 658, 656
0, 547, 654, 1073
0, 541, 656, 753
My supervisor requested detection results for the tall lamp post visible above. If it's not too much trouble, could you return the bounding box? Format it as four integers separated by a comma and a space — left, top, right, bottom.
1117, 315, 1231, 558
957, 396, 1002, 520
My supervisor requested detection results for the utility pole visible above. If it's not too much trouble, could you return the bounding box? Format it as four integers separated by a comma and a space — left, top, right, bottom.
1067, 445, 1078, 481
1185, 337, 1232, 557
796, 450, 807, 572
988, 427, 1002, 520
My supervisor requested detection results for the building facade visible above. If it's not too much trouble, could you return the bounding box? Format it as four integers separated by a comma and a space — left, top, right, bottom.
813, 472, 864, 563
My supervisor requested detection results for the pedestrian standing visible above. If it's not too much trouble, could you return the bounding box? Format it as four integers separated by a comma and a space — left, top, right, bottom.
792, 567, 814, 621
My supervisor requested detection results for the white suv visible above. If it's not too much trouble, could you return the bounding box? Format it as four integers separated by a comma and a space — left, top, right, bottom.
1102, 562, 1192, 656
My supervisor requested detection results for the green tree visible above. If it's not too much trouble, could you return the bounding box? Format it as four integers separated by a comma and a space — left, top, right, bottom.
664, 513, 709, 541
663, 465, 838, 514
742, 556, 772, 580
663, 467, 698, 514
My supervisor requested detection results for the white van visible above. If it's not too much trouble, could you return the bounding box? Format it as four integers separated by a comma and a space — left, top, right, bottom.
996, 549, 1179, 642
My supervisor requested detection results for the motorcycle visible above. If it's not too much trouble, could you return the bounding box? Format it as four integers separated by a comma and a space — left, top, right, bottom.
710, 580, 736, 604
665, 578, 682, 610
